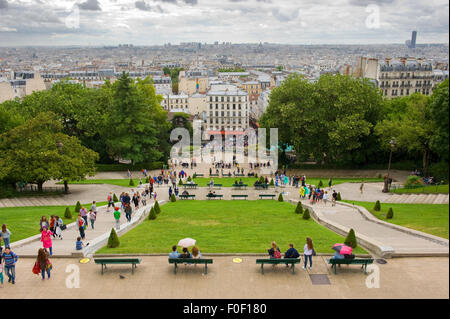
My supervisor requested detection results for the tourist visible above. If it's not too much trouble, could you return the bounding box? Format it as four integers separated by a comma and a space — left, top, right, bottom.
132, 192, 140, 208
107, 192, 115, 212
40, 216, 49, 232
49, 215, 56, 238
123, 192, 131, 207
328, 178, 333, 188
2, 247, 18, 284
303, 237, 314, 270
75, 237, 85, 251
141, 190, 147, 206
191, 246, 202, 259
174, 186, 179, 197
169, 245, 180, 258
54, 216, 64, 240
125, 203, 132, 222
284, 243, 300, 259
91, 201, 97, 215
179, 247, 191, 259
80, 206, 88, 226
332, 190, 338, 206
40, 227, 53, 256
268, 241, 281, 259
1, 224, 11, 248
36, 248, 52, 280
332, 251, 345, 259
77, 215, 86, 239
323, 191, 329, 205
89, 209, 96, 229
360, 182, 364, 194
169, 186, 173, 197
114, 206, 121, 230
0, 253, 3, 287
209, 178, 214, 189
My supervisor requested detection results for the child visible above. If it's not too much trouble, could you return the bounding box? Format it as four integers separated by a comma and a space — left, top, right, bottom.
88, 209, 96, 230
55, 216, 64, 240
114, 206, 121, 230
40, 227, 53, 256
1, 247, 18, 284
0, 254, 4, 287
76, 237, 83, 250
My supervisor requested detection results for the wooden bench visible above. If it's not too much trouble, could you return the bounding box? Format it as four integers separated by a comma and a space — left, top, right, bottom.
183, 184, 198, 189
168, 258, 213, 275
232, 184, 248, 190
206, 183, 222, 189
209, 174, 220, 177
259, 194, 276, 199
254, 184, 269, 190
235, 174, 245, 177
256, 258, 301, 274
232, 194, 248, 200
179, 194, 195, 200
194, 174, 204, 177
206, 194, 223, 200
327, 258, 374, 274
94, 258, 142, 275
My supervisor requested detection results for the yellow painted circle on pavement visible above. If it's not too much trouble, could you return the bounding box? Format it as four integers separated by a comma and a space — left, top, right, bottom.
79, 258, 90, 264
233, 258, 242, 264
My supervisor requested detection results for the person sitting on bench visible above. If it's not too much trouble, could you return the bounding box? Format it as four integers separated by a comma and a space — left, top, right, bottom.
182, 190, 189, 196
284, 243, 300, 259
267, 241, 282, 259
332, 251, 345, 259
179, 247, 191, 258
239, 179, 243, 185
191, 246, 202, 259
169, 245, 180, 258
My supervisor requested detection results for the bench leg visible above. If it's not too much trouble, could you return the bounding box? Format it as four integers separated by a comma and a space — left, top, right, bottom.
174, 263, 177, 275
132, 263, 135, 275
291, 264, 295, 274
101, 264, 104, 275
261, 263, 264, 275
205, 264, 208, 275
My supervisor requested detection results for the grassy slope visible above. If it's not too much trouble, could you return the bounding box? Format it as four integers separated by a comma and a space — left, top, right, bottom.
0, 202, 107, 243
97, 200, 367, 254
391, 184, 449, 194
343, 200, 449, 239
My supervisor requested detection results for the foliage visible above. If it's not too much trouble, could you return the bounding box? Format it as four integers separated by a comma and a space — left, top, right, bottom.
148, 207, 157, 220
374, 200, 381, 211
154, 200, 161, 214
113, 194, 119, 202
94, 162, 164, 172
302, 208, 311, 220
74, 201, 82, 214
218, 67, 245, 72
170, 193, 176, 202
428, 80, 449, 162
64, 207, 72, 219
269, 179, 274, 186
344, 228, 357, 248
337, 192, 342, 201
178, 179, 183, 186
278, 193, 284, 202
318, 180, 323, 187
405, 175, 421, 186
107, 228, 120, 248
386, 207, 394, 219
295, 202, 303, 214
129, 178, 135, 186
429, 162, 449, 184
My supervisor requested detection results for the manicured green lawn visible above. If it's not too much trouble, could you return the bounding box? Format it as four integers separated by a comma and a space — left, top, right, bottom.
62, 179, 144, 187
343, 200, 449, 239
390, 184, 449, 194
97, 200, 367, 254
0, 201, 107, 243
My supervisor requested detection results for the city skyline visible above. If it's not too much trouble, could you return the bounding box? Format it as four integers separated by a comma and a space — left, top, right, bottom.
0, 0, 449, 46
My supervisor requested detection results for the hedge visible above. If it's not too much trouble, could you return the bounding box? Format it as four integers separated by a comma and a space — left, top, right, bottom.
95, 161, 164, 172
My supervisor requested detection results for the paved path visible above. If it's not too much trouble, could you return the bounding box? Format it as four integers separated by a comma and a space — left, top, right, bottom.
1, 256, 448, 298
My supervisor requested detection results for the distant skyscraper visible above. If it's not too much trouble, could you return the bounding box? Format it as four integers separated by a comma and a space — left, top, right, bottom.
410, 31, 417, 49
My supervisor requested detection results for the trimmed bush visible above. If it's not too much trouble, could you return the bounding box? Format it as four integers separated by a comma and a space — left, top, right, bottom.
302, 208, 311, 220
193, 173, 197, 179
154, 201, 161, 214
64, 207, 72, 219
269, 179, 274, 186
107, 228, 120, 248
344, 228, 357, 248
374, 200, 381, 211
187, 176, 192, 182
255, 173, 258, 178
278, 193, 284, 202
259, 176, 265, 183
295, 202, 303, 214
170, 193, 176, 202
178, 179, 183, 186
129, 178, 135, 186
336, 192, 342, 201
148, 207, 157, 220
377, 173, 382, 179
113, 193, 119, 202
74, 201, 81, 214
405, 175, 421, 186
318, 180, 323, 187
145, 177, 149, 183
386, 207, 394, 219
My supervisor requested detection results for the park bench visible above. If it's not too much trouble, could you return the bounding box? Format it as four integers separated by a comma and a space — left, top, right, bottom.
179, 194, 196, 200
256, 258, 301, 274
183, 184, 198, 189
259, 194, 276, 199
209, 173, 220, 177
194, 174, 204, 177
232, 194, 248, 200
235, 174, 245, 177
232, 184, 248, 190
206, 183, 222, 189
327, 258, 374, 274
254, 184, 269, 190
168, 258, 213, 275
206, 194, 223, 200
94, 258, 142, 275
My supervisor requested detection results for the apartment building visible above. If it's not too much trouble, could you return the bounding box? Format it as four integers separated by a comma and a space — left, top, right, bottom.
162, 92, 189, 113
178, 71, 209, 95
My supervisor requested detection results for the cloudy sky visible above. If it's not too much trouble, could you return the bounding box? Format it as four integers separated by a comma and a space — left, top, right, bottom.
0, 0, 448, 46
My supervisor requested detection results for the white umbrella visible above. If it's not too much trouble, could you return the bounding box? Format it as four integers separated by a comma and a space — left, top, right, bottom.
178, 238, 196, 248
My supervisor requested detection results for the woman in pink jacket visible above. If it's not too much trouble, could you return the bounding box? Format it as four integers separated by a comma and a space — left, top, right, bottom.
40, 227, 53, 256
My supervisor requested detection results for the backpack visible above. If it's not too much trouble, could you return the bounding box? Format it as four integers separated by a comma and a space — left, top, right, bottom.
273, 249, 281, 259
344, 253, 355, 259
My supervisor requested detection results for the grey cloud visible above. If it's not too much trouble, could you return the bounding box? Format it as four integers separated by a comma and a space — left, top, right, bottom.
182, 0, 198, 5
0, 0, 8, 10
348, 0, 396, 6
271, 7, 299, 22
78, 0, 102, 11
135, 1, 164, 12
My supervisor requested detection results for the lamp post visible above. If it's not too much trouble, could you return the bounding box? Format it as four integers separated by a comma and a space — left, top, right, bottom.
383, 137, 396, 193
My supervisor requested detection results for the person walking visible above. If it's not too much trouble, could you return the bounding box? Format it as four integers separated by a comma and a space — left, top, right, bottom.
332, 190, 337, 207
89, 209, 96, 229
114, 207, 121, 230
77, 215, 86, 240
90, 201, 97, 215
54, 216, 64, 240
328, 178, 333, 188
124, 203, 132, 223
1, 224, 11, 248
1, 247, 18, 284
40, 227, 53, 256
0, 253, 4, 287
107, 192, 114, 212
360, 182, 364, 195
80, 206, 88, 226
39, 216, 49, 232
36, 248, 52, 280
303, 237, 314, 270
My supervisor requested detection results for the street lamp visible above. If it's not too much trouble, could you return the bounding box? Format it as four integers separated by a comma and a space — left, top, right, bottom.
383, 137, 396, 193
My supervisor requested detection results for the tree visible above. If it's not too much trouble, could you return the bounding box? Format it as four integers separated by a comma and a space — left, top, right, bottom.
0, 101, 24, 134
278, 193, 284, 202
64, 207, 72, 219
129, 178, 135, 186
113, 193, 119, 202
154, 201, 161, 214
170, 193, 176, 202
0, 112, 98, 192
386, 207, 394, 219
374, 200, 381, 211
302, 208, 311, 220
107, 228, 120, 248
429, 79, 449, 162
344, 228, 357, 248
295, 202, 303, 214
148, 207, 157, 220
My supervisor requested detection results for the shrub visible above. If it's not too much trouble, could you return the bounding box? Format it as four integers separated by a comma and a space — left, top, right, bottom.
430, 161, 449, 184
259, 176, 265, 183
74, 201, 81, 214
107, 228, 120, 248
405, 175, 421, 186
154, 201, 161, 214
278, 193, 284, 202
337, 192, 342, 201
129, 178, 135, 186
170, 193, 176, 202
318, 180, 323, 187
386, 207, 394, 219
178, 179, 183, 186
377, 173, 382, 179
145, 177, 149, 183
255, 173, 258, 178
269, 179, 274, 186
64, 207, 72, 219
374, 200, 381, 211
302, 208, 311, 220
148, 207, 157, 220
295, 202, 303, 214
113, 193, 119, 202
193, 173, 197, 179
344, 228, 357, 248
187, 176, 192, 182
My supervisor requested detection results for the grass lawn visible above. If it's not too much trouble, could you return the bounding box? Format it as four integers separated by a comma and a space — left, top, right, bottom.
0, 201, 107, 243
62, 179, 144, 187
97, 200, 367, 254
343, 200, 449, 239
390, 184, 449, 194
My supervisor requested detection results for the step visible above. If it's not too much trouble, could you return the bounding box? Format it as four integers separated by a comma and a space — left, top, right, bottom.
423, 194, 436, 204
404, 194, 417, 204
